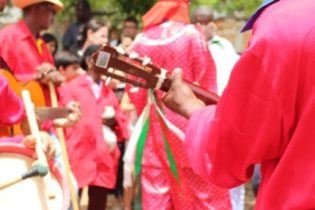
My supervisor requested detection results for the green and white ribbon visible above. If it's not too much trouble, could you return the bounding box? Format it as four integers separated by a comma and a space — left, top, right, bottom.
123, 89, 185, 189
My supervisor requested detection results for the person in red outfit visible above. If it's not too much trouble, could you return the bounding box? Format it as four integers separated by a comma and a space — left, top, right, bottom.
0, 0, 81, 161
59, 45, 127, 210
125, 0, 232, 209
163, 0, 315, 209
0, 0, 56, 158
0, 0, 64, 106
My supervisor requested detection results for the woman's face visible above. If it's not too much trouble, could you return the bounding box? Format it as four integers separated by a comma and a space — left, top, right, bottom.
88, 26, 108, 45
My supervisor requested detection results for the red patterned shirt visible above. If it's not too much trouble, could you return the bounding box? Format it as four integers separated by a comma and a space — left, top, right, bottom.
128, 21, 217, 168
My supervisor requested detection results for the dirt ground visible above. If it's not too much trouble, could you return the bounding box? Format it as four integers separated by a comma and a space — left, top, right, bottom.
80, 181, 256, 210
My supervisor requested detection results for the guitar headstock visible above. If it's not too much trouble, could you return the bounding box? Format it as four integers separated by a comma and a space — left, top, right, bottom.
92, 43, 167, 90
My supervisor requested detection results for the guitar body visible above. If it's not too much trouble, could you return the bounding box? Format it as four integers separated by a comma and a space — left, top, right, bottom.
0, 69, 46, 137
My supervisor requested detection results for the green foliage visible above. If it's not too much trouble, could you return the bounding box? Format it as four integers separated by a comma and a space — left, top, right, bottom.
190, 0, 264, 17
112, 0, 157, 16
57, 0, 157, 23
56, 0, 263, 25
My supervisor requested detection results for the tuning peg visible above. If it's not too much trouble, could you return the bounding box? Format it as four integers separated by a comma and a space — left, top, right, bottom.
116, 47, 125, 55
129, 52, 139, 59
142, 57, 151, 66
108, 68, 114, 73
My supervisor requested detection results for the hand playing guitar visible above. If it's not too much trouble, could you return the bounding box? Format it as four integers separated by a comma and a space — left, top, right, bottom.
162, 69, 206, 119
53, 101, 81, 128
36, 63, 65, 86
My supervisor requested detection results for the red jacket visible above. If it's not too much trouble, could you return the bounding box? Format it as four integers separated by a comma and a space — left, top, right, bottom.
59, 75, 126, 188
184, 0, 315, 208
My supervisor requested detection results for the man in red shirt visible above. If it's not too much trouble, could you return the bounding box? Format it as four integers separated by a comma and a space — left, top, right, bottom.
163, 0, 315, 208
0, 2, 82, 205
0, 0, 57, 157
0, 74, 56, 159
0, 0, 64, 106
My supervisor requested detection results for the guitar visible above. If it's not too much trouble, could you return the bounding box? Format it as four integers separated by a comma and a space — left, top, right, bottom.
0, 70, 70, 137
92, 43, 220, 105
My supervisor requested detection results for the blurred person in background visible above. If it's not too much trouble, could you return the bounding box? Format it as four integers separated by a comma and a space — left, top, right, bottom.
59, 45, 127, 210
0, 2, 82, 209
110, 17, 138, 47
42, 33, 59, 56
62, 0, 92, 53
192, 6, 240, 96
55, 51, 82, 83
0, 0, 56, 163
76, 19, 108, 57
191, 6, 244, 210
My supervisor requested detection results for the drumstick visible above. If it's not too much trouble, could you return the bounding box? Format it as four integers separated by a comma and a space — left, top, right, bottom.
0, 163, 48, 190
48, 82, 80, 210
21, 90, 56, 200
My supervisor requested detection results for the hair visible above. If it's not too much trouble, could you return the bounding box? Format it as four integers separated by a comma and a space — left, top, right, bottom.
191, 6, 214, 24
77, 19, 106, 47
117, 33, 134, 46
121, 34, 134, 41
124, 16, 138, 28
80, 45, 102, 70
42, 33, 58, 55
55, 51, 80, 69
76, 0, 91, 11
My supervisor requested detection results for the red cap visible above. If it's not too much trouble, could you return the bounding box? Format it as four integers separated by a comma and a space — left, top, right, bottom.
142, 0, 190, 30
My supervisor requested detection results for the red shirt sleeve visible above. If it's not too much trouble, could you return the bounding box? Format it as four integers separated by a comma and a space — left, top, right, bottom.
184, 51, 287, 188
0, 75, 26, 126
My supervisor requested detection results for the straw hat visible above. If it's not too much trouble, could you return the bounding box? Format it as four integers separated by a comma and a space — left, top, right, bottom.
11, 0, 64, 12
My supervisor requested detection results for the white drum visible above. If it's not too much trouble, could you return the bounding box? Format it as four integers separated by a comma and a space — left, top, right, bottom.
0, 144, 70, 210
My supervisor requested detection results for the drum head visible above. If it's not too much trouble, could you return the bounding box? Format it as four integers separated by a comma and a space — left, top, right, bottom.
0, 144, 69, 210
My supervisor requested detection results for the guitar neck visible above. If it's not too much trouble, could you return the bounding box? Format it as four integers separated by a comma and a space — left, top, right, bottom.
35, 107, 70, 122
160, 75, 220, 105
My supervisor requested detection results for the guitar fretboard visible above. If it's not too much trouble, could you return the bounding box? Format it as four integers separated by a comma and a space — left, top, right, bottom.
35, 107, 70, 122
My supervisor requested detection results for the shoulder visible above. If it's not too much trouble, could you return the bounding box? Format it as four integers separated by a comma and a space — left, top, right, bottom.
251, 0, 314, 50
65, 75, 86, 89
68, 22, 79, 29
0, 24, 18, 39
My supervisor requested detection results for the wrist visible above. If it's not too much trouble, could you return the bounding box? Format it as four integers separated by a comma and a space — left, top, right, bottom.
183, 100, 205, 119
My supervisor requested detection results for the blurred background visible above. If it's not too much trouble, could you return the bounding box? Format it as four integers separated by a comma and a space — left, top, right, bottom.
0, 0, 263, 54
